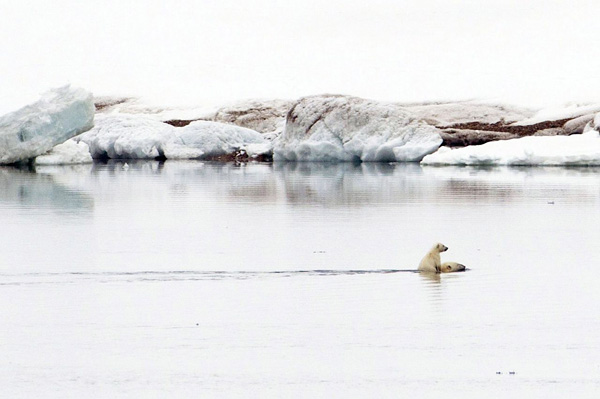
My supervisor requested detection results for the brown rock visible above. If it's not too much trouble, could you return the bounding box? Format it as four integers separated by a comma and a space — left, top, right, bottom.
440, 129, 518, 147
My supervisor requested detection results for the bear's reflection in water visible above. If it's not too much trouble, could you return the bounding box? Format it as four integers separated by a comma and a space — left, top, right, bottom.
419, 272, 442, 283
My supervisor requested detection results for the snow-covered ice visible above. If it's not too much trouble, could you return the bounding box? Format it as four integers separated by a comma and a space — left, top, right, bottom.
163, 120, 267, 160
274, 95, 442, 162
78, 114, 268, 160
402, 101, 535, 126
94, 96, 218, 123
35, 139, 93, 165
511, 103, 600, 126
95, 97, 291, 138
421, 130, 600, 166
208, 98, 293, 135
0, 86, 94, 164
591, 113, 600, 132
87, 96, 600, 165
15, 91, 600, 166
78, 114, 173, 159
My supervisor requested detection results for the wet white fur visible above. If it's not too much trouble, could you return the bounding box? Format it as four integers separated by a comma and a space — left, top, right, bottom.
440, 261, 466, 273
418, 243, 448, 273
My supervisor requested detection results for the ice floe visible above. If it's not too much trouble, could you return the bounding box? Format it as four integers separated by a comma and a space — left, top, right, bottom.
0, 86, 94, 164
78, 114, 173, 159
35, 139, 93, 165
78, 114, 268, 160
421, 129, 600, 166
274, 95, 442, 162
163, 120, 267, 160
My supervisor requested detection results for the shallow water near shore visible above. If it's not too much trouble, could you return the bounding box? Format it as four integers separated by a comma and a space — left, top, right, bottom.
1, 161, 600, 398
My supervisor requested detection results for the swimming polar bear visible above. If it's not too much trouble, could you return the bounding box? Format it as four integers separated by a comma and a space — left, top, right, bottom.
418, 243, 466, 273
418, 243, 447, 273
440, 261, 466, 273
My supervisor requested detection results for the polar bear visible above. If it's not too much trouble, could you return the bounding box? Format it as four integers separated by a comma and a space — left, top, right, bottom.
440, 262, 466, 273
418, 243, 466, 273
418, 243, 447, 273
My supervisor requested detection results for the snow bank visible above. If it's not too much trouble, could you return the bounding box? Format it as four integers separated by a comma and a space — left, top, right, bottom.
512, 103, 600, 126
274, 95, 442, 162
86, 96, 600, 165
402, 101, 534, 126
94, 96, 218, 122
96, 97, 291, 139
78, 114, 268, 160
0, 86, 94, 164
421, 130, 600, 166
35, 139, 93, 165
590, 113, 600, 132
209, 99, 293, 134
79, 114, 173, 159
163, 120, 267, 159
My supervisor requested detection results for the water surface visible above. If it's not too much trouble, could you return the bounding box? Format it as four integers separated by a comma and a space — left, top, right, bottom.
1, 162, 599, 397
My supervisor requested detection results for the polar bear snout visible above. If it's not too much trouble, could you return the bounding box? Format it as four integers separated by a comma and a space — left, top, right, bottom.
441, 262, 466, 273
437, 243, 448, 252
456, 263, 466, 271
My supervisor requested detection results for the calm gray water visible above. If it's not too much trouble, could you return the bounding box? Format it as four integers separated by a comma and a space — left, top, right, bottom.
1, 161, 599, 398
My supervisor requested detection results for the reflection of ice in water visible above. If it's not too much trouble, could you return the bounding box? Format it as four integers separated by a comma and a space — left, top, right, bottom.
0, 167, 93, 215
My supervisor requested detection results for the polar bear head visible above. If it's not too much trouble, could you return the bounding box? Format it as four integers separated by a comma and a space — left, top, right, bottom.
435, 243, 448, 253
441, 262, 466, 273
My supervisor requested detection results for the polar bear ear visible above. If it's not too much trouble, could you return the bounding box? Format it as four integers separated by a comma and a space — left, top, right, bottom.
445, 264, 453, 271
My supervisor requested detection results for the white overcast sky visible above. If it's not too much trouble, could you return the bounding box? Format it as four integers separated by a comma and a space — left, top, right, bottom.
1, 0, 599, 110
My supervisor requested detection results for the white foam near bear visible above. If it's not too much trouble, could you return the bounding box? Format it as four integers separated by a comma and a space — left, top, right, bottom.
418, 243, 466, 273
